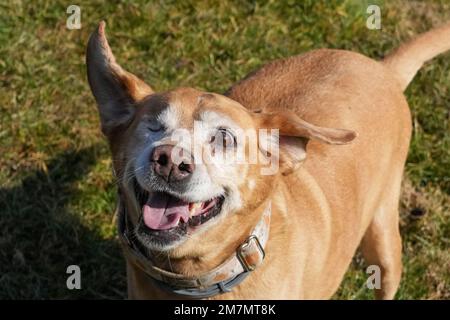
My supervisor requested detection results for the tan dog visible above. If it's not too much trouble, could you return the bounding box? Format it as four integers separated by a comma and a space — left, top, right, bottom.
86, 21, 450, 299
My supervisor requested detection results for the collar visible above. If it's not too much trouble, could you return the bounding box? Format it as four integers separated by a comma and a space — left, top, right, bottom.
118, 200, 271, 298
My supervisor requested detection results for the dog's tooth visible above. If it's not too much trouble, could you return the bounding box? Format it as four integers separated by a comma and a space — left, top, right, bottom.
192, 202, 203, 211
189, 202, 203, 217
194, 202, 203, 209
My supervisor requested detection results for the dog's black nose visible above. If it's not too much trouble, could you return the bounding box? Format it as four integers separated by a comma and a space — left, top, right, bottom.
151, 145, 195, 182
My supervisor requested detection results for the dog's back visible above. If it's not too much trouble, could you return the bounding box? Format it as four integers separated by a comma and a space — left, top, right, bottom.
226, 24, 450, 298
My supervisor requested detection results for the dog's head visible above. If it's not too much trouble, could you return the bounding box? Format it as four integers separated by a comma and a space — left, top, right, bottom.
86, 22, 356, 254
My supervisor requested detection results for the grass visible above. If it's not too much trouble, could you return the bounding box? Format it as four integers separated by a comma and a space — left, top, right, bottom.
0, 0, 448, 299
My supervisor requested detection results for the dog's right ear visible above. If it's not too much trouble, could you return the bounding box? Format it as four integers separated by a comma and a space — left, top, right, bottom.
86, 21, 153, 136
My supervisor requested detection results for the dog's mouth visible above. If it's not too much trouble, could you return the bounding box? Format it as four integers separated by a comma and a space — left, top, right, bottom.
141, 191, 224, 230
132, 179, 225, 246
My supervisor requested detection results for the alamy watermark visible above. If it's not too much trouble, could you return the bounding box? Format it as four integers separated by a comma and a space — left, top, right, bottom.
66, 265, 81, 290
366, 5, 381, 30
366, 264, 381, 289
66, 5, 81, 30
163, 122, 280, 175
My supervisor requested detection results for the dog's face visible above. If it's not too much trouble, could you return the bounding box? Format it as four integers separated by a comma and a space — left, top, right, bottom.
117, 89, 264, 251
87, 23, 356, 253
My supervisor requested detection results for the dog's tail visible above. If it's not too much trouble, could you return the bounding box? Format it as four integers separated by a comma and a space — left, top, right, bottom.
382, 22, 450, 91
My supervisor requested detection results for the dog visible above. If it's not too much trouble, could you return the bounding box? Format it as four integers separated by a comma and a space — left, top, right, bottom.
86, 21, 450, 299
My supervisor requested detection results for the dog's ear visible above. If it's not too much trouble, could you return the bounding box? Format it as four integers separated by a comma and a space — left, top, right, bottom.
86, 21, 153, 136
255, 110, 357, 175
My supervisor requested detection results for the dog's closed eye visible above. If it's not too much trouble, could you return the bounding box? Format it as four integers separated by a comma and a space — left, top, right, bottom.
147, 119, 163, 132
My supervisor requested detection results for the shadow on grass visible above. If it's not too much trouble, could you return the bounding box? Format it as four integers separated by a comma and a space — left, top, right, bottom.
0, 146, 126, 299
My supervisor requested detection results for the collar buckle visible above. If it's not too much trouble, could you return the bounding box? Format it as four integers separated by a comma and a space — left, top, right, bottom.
236, 235, 265, 272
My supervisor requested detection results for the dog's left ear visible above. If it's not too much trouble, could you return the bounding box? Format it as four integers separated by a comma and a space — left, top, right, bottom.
86, 21, 153, 136
255, 110, 357, 175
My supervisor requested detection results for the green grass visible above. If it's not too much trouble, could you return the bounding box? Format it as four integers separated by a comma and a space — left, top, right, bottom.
0, 0, 448, 299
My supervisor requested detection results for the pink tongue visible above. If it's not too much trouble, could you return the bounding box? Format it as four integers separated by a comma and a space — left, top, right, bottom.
143, 193, 190, 230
